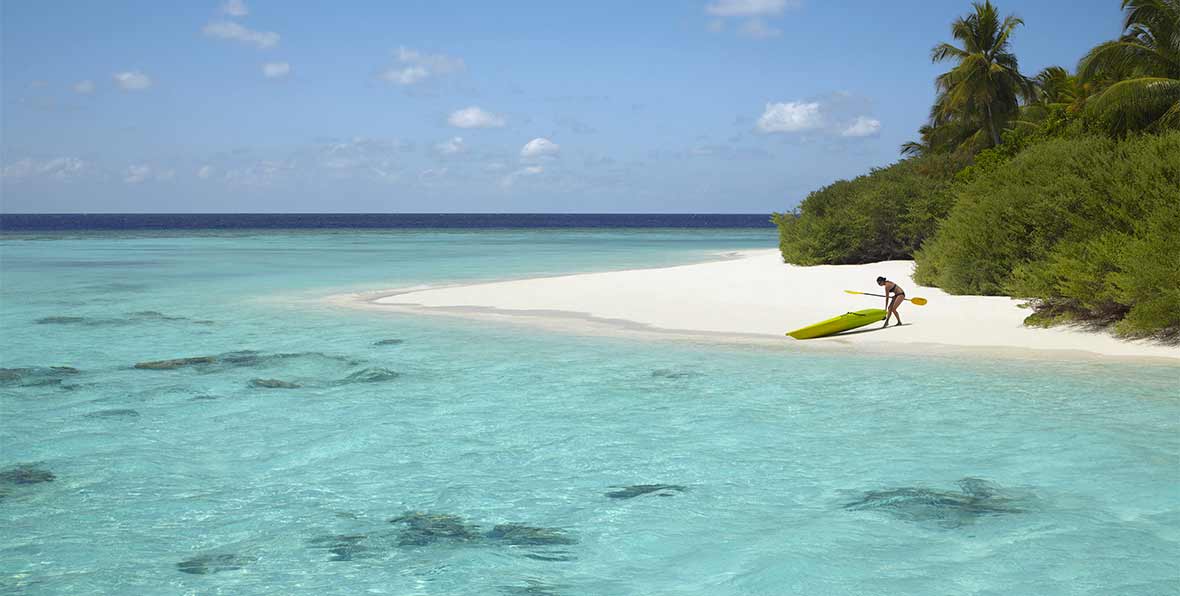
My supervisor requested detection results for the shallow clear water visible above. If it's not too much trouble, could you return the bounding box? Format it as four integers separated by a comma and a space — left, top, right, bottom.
1, 229, 1177, 595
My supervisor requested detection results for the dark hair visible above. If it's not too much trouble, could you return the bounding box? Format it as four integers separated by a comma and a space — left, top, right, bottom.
876, 276, 886, 283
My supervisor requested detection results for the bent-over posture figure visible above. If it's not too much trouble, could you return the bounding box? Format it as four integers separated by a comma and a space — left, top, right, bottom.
876, 276, 904, 328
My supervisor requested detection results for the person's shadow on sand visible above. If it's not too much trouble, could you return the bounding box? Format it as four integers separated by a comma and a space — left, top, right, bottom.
830, 323, 912, 337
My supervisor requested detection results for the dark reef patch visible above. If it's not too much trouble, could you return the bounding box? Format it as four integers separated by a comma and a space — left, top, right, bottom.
35, 311, 194, 327
84, 408, 140, 419
176, 553, 255, 574
842, 478, 1027, 527
134, 356, 217, 370
485, 524, 577, 546
35, 316, 90, 325
249, 378, 301, 389
0, 366, 80, 387
308, 534, 382, 562
338, 367, 400, 384
522, 552, 576, 562
0, 464, 56, 485
127, 311, 188, 321
134, 350, 358, 372
500, 580, 565, 595
389, 512, 483, 546
308, 512, 579, 561
605, 484, 687, 499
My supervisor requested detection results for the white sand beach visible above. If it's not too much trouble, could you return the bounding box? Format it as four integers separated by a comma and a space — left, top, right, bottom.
362, 249, 1180, 362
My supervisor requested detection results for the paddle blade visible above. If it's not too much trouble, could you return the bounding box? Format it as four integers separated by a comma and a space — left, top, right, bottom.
910, 297, 928, 306
844, 290, 865, 295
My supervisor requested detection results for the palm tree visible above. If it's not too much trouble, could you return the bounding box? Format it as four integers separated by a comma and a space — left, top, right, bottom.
1032, 66, 1081, 109
930, 1, 1035, 148
899, 119, 985, 157
1078, 0, 1180, 135
900, 123, 937, 157
1009, 66, 1087, 131
899, 138, 928, 157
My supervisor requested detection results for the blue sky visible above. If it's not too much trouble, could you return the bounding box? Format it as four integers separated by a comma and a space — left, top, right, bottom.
1, 0, 1124, 213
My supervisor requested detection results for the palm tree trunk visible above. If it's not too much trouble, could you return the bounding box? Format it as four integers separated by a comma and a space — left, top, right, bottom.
985, 103, 1001, 146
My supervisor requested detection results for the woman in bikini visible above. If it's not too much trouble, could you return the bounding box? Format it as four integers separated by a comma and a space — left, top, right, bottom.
876, 276, 904, 328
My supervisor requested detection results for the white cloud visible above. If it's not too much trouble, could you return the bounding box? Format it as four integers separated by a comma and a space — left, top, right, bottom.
706, 0, 796, 40
419, 167, 448, 182
385, 66, 428, 85
315, 137, 401, 179
221, 0, 248, 17
448, 106, 505, 129
435, 136, 466, 155
262, 62, 290, 78
202, 21, 279, 49
1, 157, 89, 180
124, 164, 152, 184
756, 95, 881, 138
520, 137, 560, 159
1, 159, 35, 178
72, 80, 95, 94
197, 165, 214, 179
113, 71, 152, 91
740, 18, 781, 38
380, 46, 465, 86
757, 101, 822, 133
370, 167, 398, 180
500, 165, 544, 188
706, 0, 793, 16
842, 116, 881, 137
44, 157, 87, 179
224, 159, 294, 186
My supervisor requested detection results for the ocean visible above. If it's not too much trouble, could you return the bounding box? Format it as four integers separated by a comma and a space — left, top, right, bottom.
1, 215, 1177, 595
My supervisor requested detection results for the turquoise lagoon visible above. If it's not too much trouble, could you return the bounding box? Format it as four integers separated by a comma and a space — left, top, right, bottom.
1, 228, 1177, 595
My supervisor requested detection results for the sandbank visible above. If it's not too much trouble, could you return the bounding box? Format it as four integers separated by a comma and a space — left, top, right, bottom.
348, 250, 1179, 363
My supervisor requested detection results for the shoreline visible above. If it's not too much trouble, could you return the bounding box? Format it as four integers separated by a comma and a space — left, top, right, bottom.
328, 249, 1180, 365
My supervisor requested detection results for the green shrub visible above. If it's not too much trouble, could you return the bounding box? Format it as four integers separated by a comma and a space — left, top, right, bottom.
914, 132, 1180, 337
1109, 201, 1180, 336
772, 154, 961, 265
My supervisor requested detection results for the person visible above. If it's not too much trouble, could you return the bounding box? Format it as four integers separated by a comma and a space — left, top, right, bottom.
876, 276, 904, 328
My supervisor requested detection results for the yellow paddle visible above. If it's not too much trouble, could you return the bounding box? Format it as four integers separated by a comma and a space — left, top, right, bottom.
845, 290, 928, 306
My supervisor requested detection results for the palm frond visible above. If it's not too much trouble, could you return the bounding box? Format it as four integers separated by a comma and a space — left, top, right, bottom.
1087, 76, 1180, 134
1156, 98, 1180, 129
1080, 40, 1175, 82
932, 42, 968, 63
899, 141, 926, 157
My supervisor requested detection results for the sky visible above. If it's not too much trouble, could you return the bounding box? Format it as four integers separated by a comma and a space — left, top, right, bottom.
1, 0, 1125, 213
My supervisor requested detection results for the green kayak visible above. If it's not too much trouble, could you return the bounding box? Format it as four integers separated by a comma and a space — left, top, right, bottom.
786, 309, 887, 339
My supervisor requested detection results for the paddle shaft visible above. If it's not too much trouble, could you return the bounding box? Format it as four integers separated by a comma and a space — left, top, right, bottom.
857, 291, 918, 302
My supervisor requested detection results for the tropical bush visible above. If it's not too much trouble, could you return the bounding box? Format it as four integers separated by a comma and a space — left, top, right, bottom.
913, 132, 1180, 336
772, 154, 962, 265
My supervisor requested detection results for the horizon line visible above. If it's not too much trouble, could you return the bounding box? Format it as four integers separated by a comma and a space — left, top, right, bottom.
0, 212, 773, 216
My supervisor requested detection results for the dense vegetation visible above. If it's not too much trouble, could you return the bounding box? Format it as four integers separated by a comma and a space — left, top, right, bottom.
772, 0, 1180, 338
771, 154, 963, 265
914, 133, 1180, 335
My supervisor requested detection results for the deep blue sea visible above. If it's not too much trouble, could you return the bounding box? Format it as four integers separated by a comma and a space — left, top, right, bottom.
1, 215, 1177, 595
0, 213, 771, 232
